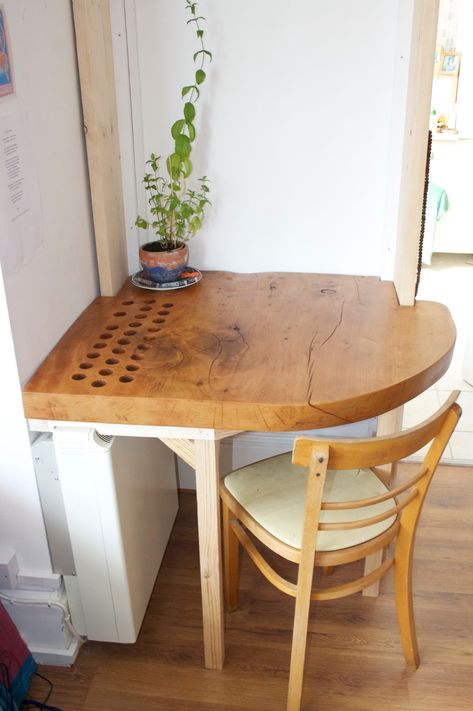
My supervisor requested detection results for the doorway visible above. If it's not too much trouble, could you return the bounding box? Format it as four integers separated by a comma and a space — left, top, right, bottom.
404, 0, 473, 464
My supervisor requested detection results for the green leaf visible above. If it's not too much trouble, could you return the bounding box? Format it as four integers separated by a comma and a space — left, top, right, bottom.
181, 85, 193, 98
187, 16, 205, 24
175, 133, 192, 158
195, 69, 206, 85
189, 216, 202, 233
193, 49, 212, 62
186, 121, 196, 141
171, 119, 186, 139
166, 153, 182, 180
135, 217, 148, 229
184, 102, 196, 121
182, 157, 193, 178
197, 29, 204, 38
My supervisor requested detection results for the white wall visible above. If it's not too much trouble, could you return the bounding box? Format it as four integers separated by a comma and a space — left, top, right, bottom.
0, 1, 98, 569
122, 0, 400, 276
0, 0, 98, 383
456, 0, 473, 137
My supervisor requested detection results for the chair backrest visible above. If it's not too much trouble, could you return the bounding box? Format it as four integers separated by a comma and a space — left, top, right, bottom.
291, 391, 461, 559
293, 390, 461, 471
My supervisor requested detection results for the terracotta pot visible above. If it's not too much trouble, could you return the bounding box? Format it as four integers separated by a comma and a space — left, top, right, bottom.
139, 242, 189, 284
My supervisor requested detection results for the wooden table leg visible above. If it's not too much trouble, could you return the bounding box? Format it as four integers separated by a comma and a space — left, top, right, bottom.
194, 438, 225, 670
363, 406, 404, 597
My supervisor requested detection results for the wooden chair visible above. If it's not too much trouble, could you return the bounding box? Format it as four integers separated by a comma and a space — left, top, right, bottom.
220, 391, 461, 711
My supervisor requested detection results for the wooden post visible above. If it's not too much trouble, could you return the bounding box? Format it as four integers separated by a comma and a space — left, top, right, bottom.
392, 0, 440, 305
72, 0, 129, 296
363, 406, 404, 597
194, 438, 225, 670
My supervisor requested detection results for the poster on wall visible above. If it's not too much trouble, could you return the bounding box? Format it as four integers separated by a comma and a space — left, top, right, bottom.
0, 5, 14, 98
0, 113, 43, 274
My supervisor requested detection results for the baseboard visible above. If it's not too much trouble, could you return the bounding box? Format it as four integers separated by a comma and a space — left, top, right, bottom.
0, 583, 78, 665
28, 638, 80, 666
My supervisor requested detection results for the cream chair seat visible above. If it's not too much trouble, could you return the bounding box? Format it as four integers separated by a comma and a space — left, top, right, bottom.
223, 453, 396, 551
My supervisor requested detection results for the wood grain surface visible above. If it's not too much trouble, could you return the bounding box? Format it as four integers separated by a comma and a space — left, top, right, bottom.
22, 272, 456, 430
27, 464, 473, 711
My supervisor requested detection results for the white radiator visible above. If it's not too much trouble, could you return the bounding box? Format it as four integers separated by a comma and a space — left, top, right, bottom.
33, 431, 178, 643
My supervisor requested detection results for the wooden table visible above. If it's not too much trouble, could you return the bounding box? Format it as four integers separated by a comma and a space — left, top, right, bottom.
23, 272, 456, 669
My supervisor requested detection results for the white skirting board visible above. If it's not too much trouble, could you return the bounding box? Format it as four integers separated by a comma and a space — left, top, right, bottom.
177, 421, 376, 489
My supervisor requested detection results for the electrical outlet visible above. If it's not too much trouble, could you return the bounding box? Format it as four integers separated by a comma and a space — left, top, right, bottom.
0, 550, 19, 589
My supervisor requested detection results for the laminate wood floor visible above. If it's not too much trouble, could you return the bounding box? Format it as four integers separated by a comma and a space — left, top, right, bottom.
28, 463, 473, 710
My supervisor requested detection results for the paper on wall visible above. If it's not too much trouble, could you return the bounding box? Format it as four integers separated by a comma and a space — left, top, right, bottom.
0, 113, 42, 274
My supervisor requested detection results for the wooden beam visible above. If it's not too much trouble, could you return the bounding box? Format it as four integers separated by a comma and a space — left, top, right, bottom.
160, 437, 196, 469
72, 0, 129, 296
393, 0, 440, 305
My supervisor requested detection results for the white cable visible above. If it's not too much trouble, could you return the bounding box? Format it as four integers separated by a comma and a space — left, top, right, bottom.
0, 590, 86, 645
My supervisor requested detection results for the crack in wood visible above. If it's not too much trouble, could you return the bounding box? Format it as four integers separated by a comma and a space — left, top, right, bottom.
207, 325, 250, 390
306, 299, 347, 413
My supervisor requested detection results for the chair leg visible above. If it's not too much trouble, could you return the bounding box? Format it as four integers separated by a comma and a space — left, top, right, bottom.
393, 555, 420, 668
222, 501, 240, 611
287, 590, 313, 711
362, 549, 384, 597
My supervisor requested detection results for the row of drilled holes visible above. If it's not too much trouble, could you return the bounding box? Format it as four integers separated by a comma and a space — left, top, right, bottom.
72, 299, 174, 387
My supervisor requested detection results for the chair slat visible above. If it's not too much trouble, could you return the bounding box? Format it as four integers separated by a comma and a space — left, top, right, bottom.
311, 558, 394, 601
321, 466, 428, 510
318, 490, 418, 531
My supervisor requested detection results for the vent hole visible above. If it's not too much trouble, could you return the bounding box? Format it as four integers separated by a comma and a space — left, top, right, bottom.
99, 368, 113, 376
100, 333, 113, 340
118, 338, 130, 345
112, 347, 125, 354
94, 343, 107, 349
122, 300, 134, 305
91, 380, 107, 388
119, 375, 134, 383
105, 358, 119, 365
162, 303, 174, 308
106, 324, 119, 331
86, 352, 100, 359
114, 311, 126, 317
79, 363, 93, 369
158, 310, 170, 316
126, 365, 140, 372
124, 330, 136, 336
72, 373, 86, 381
129, 322, 142, 328
131, 353, 145, 361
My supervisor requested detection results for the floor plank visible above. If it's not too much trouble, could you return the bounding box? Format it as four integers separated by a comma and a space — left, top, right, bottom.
28, 463, 473, 710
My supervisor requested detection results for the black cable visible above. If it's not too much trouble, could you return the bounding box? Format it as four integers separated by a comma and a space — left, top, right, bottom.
20, 702, 62, 711
31, 674, 52, 706
19, 670, 62, 711
415, 129, 433, 297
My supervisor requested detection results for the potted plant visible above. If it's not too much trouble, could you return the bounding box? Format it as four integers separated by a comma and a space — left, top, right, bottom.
135, 0, 212, 284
